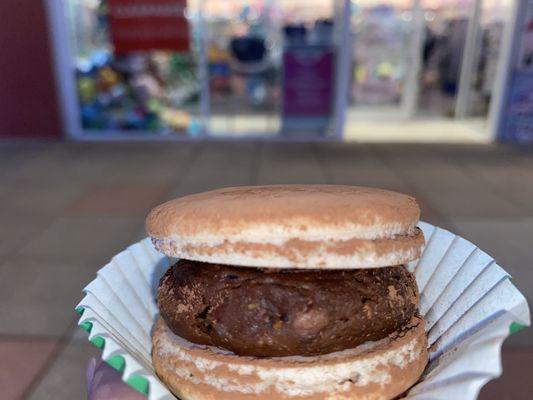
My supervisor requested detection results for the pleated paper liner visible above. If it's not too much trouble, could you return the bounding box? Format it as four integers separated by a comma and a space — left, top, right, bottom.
76, 222, 530, 400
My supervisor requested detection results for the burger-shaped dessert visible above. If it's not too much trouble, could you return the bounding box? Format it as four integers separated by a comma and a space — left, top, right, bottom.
146, 185, 428, 400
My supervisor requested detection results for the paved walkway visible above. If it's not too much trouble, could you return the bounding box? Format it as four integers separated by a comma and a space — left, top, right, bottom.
0, 141, 531, 399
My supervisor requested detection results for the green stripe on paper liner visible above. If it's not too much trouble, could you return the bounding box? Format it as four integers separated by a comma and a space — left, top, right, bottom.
106, 355, 126, 372
127, 375, 150, 396
90, 335, 105, 349
74, 306, 150, 396
88, 333, 150, 396
89, 335, 150, 396
510, 322, 526, 335
79, 321, 93, 333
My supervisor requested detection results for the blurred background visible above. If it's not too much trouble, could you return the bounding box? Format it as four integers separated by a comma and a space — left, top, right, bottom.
0, 0, 532, 399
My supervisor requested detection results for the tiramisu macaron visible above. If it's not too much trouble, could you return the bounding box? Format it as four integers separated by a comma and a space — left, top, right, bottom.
147, 185, 428, 400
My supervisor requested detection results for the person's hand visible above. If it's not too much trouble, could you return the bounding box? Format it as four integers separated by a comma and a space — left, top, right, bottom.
87, 357, 147, 400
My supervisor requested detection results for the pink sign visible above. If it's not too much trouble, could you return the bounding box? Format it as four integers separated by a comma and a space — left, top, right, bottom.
282, 47, 334, 116
108, 0, 189, 54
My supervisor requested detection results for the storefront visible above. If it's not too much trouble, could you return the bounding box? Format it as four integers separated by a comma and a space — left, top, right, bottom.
46, 0, 515, 141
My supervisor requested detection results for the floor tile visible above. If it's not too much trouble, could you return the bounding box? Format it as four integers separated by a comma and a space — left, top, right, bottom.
0, 338, 58, 400
316, 144, 405, 188
1, 143, 196, 189
478, 347, 533, 400
256, 143, 327, 184
0, 147, 86, 189
0, 182, 85, 218
380, 150, 530, 218
68, 144, 197, 185
168, 142, 256, 198
464, 160, 533, 215
67, 183, 172, 215
0, 144, 47, 181
69, 324, 93, 344
415, 187, 525, 218
389, 162, 484, 193
27, 336, 99, 400
19, 215, 145, 265
0, 214, 55, 260
0, 259, 96, 336
319, 159, 404, 188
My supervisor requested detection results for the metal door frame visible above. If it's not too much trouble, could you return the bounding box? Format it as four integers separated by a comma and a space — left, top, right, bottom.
401, 0, 425, 118
488, 0, 521, 140
455, 0, 484, 118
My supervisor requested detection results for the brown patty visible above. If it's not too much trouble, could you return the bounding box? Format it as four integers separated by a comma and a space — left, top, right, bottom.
157, 260, 419, 357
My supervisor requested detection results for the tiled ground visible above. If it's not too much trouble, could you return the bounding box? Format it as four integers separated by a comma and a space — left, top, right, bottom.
0, 141, 531, 399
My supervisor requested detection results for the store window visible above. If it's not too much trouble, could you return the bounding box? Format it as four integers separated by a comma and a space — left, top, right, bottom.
55, 0, 344, 139
52, 0, 510, 141
203, 0, 282, 137
202, 1, 340, 138
64, 0, 203, 137
345, 0, 512, 142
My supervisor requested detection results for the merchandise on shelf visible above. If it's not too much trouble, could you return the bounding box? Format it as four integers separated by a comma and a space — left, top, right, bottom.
75, 50, 199, 133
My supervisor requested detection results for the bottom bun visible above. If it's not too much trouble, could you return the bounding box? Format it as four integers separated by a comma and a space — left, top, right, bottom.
152, 316, 428, 400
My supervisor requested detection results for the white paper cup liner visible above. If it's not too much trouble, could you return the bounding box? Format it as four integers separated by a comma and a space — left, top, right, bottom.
76, 222, 530, 399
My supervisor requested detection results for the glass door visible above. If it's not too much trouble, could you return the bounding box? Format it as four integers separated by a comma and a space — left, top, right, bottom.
348, 0, 419, 119
348, 0, 513, 122
55, 0, 347, 139
202, 0, 341, 138
202, 0, 283, 137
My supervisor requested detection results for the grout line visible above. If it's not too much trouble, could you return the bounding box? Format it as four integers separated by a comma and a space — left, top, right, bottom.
21, 317, 81, 400
164, 142, 205, 195
0, 218, 59, 265
455, 155, 533, 216
0, 333, 68, 342
248, 142, 262, 185
312, 144, 336, 184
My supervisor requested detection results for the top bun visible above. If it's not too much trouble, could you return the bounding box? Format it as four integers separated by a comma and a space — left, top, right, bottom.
146, 185, 424, 269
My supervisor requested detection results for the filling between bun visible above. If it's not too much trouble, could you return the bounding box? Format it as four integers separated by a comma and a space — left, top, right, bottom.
157, 260, 420, 357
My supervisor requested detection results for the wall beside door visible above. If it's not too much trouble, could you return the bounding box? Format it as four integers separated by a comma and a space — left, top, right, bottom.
0, 0, 61, 139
